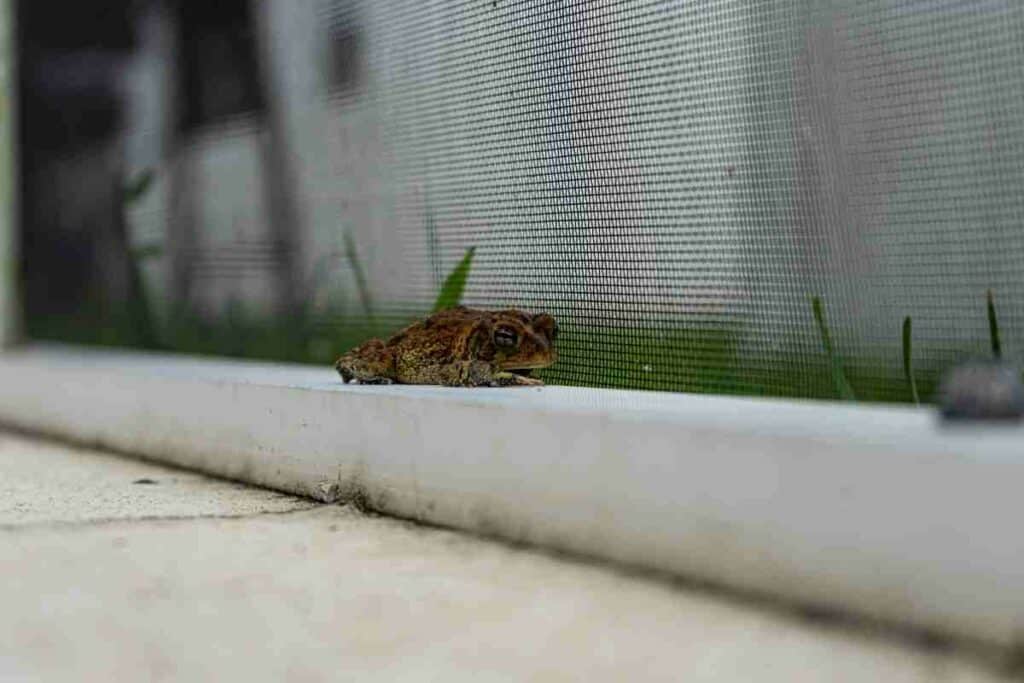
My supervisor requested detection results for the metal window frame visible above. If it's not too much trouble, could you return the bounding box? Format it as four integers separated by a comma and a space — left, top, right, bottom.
0, 0, 17, 349
2, 0, 1024, 654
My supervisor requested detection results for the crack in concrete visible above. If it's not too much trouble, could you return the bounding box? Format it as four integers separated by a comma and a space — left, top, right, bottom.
0, 502, 326, 533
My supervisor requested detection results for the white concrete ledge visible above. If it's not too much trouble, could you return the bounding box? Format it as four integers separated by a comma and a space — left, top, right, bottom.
1, 343, 1023, 649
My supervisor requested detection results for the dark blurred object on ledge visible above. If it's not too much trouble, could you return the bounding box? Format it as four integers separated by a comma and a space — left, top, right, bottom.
938, 361, 1024, 422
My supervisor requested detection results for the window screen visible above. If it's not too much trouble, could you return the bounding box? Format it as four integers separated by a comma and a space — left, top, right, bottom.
19, 0, 1024, 402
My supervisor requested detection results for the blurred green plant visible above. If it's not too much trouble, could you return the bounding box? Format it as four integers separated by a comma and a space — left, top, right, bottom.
987, 289, 1002, 360
130, 243, 164, 261
811, 296, 857, 401
424, 202, 442, 288
121, 167, 159, 348
432, 246, 475, 313
902, 316, 919, 405
28, 187, 1017, 406
343, 231, 374, 318
123, 168, 155, 206
31, 299, 954, 403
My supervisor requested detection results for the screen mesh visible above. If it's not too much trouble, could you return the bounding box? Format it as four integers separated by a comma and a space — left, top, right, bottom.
19, 0, 1024, 402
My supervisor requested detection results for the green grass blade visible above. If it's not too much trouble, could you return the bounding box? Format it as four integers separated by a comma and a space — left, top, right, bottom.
123, 168, 155, 206
424, 203, 441, 287
343, 232, 374, 318
122, 168, 159, 348
130, 243, 164, 261
432, 247, 475, 313
902, 316, 920, 405
811, 296, 857, 401
987, 289, 1002, 359
811, 297, 834, 355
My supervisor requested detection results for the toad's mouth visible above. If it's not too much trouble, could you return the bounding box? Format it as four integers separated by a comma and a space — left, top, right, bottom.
502, 359, 556, 377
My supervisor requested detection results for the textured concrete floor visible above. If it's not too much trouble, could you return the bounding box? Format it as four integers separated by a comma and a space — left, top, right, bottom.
0, 433, 316, 525
0, 432, 1014, 682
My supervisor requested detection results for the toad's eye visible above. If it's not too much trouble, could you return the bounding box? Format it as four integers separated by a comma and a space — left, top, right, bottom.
494, 326, 519, 349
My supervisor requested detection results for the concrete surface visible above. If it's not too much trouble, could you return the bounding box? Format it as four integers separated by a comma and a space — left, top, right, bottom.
0, 432, 1015, 682
0, 433, 317, 525
6, 347, 1024, 649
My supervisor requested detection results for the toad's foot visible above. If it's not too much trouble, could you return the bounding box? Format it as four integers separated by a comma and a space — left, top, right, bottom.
490, 371, 544, 387
348, 377, 394, 385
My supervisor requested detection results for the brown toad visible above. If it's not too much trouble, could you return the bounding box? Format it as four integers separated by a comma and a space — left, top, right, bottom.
334, 306, 558, 387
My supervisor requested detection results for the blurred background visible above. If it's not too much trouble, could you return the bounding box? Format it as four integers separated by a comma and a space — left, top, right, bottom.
17, 0, 1024, 401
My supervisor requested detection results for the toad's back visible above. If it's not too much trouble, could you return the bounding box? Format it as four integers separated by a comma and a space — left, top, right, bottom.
386, 308, 492, 367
